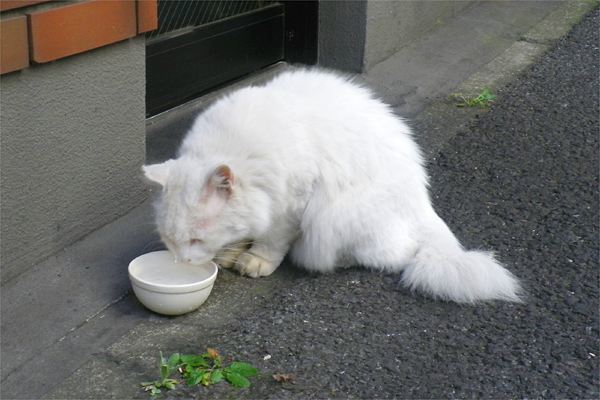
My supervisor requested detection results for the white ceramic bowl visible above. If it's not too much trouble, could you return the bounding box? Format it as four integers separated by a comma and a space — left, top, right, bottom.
128, 250, 218, 315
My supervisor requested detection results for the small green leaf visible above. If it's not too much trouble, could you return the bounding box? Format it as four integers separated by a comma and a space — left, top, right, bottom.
201, 371, 213, 386
180, 355, 198, 363
182, 364, 195, 377
224, 372, 251, 387
480, 88, 496, 100
451, 88, 496, 108
225, 362, 258, 377
150, 387, 161, 396
186, 370, 204, 387
141, 381, 157, 387
211, 369, 223, 383
180, 355, 209, 368
160, 364, 170, 383
164, 381, 176, 390
167, 353, 180, 369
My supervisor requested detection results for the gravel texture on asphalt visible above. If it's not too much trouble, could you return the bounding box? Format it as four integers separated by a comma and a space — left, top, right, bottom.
158, 8, 599, 399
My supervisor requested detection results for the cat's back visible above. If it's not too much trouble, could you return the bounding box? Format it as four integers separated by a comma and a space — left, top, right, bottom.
267, 69, 364, 100
265, 69, 390, 117
185, 69, 386, 138
180, 69, 416, 169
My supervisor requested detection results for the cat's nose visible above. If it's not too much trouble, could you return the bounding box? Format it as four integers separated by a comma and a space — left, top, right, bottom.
178, 253, 194, 264
175, 249, 192, 263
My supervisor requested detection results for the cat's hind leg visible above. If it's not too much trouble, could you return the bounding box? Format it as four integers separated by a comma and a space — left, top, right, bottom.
352, 224, 420, 272
291, 191, 420, 273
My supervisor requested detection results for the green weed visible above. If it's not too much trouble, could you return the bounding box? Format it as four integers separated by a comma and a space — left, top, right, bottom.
142, 349, 257, 396
451, 88, 497, 107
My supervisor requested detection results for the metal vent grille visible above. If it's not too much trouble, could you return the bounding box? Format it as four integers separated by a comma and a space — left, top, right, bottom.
147, 0, 278, 39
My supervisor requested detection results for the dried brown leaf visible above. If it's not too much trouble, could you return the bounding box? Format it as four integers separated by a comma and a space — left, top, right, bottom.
273, 373, 296, 383
206, 348, 219, 359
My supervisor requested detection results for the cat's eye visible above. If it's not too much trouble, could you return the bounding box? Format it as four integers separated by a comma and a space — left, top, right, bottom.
190, 239, 203, 245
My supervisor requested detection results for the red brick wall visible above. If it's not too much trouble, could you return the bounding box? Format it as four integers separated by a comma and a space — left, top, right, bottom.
1, 0, 157, 74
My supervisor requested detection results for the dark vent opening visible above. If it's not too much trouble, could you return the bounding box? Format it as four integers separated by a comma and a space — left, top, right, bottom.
146, 1, 318, 117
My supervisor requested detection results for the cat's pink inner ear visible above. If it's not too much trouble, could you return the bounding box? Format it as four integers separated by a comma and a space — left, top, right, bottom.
208, 165, 234, 197
143, 161, 172, 187
217, 165, 234, 186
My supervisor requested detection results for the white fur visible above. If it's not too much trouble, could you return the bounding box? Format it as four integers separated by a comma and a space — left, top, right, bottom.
144, 69, 522, 303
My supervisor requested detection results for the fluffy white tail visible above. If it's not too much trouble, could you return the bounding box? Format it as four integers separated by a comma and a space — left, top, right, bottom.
402, 227, 522, 303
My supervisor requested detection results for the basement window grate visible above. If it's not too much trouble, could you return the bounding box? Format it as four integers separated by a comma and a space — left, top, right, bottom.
147, 0, 278, 39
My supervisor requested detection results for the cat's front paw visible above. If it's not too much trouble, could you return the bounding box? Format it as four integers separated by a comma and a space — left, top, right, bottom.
234, 252, 277, 278
215, 243, 251, 269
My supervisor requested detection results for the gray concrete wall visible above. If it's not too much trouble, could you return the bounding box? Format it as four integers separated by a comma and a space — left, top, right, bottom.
318, 0, 476, 73
0, 37, 148, 283
318, 0, 367, 72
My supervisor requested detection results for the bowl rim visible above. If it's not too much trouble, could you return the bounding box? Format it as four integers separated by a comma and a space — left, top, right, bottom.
128, 250, 218, 294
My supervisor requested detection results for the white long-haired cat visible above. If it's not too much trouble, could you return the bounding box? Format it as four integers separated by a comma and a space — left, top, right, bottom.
143, 69, 522, 303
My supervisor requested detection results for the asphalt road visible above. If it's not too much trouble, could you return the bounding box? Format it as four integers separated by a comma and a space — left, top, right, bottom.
156, 8, 599, 399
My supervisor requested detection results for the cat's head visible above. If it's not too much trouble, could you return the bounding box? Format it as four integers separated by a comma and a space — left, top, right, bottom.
143, 158, 249, 265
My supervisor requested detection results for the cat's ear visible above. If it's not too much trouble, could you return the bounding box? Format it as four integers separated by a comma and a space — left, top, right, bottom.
207, 165, 234, 198
142, 160, 174, 187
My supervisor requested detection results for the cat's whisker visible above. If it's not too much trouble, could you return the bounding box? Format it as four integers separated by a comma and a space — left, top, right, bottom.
219, 247, 251, 254
142, 240, 166, 253
141, 231, 160, 241
214, 255, 238, 264
222, 241, 253, 249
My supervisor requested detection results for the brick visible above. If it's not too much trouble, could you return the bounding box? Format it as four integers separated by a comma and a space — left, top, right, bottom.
28, 0, 137, 63
0, 16, 29, 74
137, 0, 158, 34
